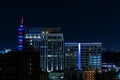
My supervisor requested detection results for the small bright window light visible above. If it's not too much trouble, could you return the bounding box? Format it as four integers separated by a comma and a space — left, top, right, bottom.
26, 36, 28, 38
118, 73, 120, 78
18, 28, 24, 31
52, 76, 55, 79
42, 31, 45, 34
46, 31, 48, 34
48, 55, 52, 57
30, 43, 32, 45
34, 36, 36, 38
61, 76, 64, 78
20, 25, 23, 27
89, 48, 92, 50
18, 36, 23, 38
67, 49, 70, 51
30, 40, 32, 42
19, 45, 23, 47
19, 39, 23, 42
38, 36, 41, 38
29, 36, 32, 39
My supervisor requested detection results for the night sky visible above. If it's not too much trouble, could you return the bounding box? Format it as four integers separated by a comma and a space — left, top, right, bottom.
0, 0, 120, 50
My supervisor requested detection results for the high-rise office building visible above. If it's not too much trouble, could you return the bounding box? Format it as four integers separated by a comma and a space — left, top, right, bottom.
65, 42, 102, 71
25, 27, 64, 72
65, 43, 79, 70
81, 43, 102, 70
81, 43, 102, 80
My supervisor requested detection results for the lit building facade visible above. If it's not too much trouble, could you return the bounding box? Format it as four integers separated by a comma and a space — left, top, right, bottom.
65, 43, 79, 70
65, 43, 102, 70
25, 27, 64, 72
81, 43, 102, 80
65, 42, 102, 80
81, 43, 102, 70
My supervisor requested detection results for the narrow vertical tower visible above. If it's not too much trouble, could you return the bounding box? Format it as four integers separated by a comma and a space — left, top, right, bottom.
18, 16, 24, 50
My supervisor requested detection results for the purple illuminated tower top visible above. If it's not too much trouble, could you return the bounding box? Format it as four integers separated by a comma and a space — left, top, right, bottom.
18, 16, 24, 50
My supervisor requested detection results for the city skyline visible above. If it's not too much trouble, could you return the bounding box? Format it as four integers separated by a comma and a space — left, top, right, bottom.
0, 0, 120, 50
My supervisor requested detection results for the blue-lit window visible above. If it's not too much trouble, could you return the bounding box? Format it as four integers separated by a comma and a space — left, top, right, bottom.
18, 36, 23, 38
18, 48, 22, 50
20, 25, 23, 27
93, 56, 97, 58
19, 39, 23, 42
118, 73, 120, 78
97, 58, 101, 60
18, 45, 23, 47
18, 28, 24, 31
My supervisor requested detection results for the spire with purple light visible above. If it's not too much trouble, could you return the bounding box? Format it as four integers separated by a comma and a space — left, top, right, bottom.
18, 16, 24, 50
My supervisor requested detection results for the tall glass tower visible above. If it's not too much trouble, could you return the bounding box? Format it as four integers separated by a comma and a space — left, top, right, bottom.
18, 16, 24, 51
25, 27, 64, 72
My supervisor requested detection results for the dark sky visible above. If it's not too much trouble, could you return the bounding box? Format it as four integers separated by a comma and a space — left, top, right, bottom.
0, 0, 119, 50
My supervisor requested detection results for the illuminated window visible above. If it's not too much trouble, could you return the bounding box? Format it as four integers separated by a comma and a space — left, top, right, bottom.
18, 36, 23, 38
89, 48, 92, 50
19, 39, 23, 42
67, 49, 70, 51
34, 36, 36, 38
46, 31, 48, 34
42, 31, 45, 34
20, 25, 23, 27
26, 36, 28, 38
18, 28, 24, 31
30, 40, 32, 42
30, 43, 32, 45
19, 45, 23, 47
38, 36, 41, 38
29, 36, 32, 39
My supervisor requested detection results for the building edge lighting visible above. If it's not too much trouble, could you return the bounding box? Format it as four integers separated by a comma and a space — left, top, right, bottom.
78, 43, 81, 70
